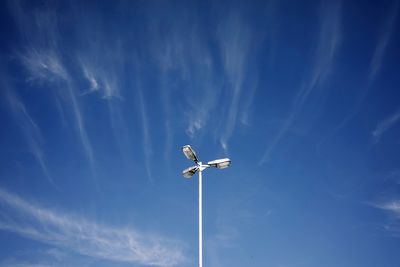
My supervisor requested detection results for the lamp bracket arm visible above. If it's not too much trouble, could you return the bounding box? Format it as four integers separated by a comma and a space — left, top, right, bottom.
198, 163, 210, 171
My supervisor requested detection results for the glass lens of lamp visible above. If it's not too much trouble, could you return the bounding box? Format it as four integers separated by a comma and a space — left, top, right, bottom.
217, 161, 230, 169
208, 158, 230, 168
182, 166, 197, 178
182, 145, 198, 161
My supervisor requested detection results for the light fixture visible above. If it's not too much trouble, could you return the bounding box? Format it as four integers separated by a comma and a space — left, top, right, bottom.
182, 145, 198, 162
182, 166, 198, 178
207, 158, 231, 169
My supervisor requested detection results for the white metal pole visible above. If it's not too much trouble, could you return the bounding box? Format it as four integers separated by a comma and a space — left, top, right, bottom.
198, 165, 203, 267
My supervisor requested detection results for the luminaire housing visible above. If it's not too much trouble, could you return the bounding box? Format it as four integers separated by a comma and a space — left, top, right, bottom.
207, 158, 231, 169
182, 145, 198, 162
182, 166, 198, 178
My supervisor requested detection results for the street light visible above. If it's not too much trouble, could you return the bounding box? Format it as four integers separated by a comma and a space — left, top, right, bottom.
181, 145, 231, 267
207, 158, 231, 169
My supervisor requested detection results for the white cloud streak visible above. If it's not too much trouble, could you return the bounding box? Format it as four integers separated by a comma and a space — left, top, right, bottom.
138, 89, 153, 182
317, 1, 398, 148
10, 1, 96, 171
374, 200, 400, 217
162, 28, 219, 141
19, 48, 95, 168
77, 56, 128, 168
19, 49, 69, 83
217, 13, 253, 151
0, 247, 93, 267
150, 7, 260, 150
296, 1, 342, 106
0, 261, 55, 267
74, 23, 133, 169
0, 188, 185, 266
260, 0, 342, 164
81, 63, 99, 93
372, 107, 400, 142
152, 35, 177, 160
4, 88, 54, 186
65, 84, 95, 166
368, 0, 399, 84
369, 199, 400, 235
79, 59, 121, 99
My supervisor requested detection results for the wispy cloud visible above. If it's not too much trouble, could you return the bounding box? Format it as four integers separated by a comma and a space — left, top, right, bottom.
368, 0, 399, 84
0, 261, 55, 267
372, 107, 400, 142
261, 0, 342, 164
148, 16, 216, 151
0, 188, 186, 266
73, 19, 133, 169
369, 199, 400, 235
7, 0, 59, 49
65, 85, 95, 166
19, 49, 96, 169
9, 1, 96, 172
138, 89, 153, 182
153, 39, 176, 160
9, 1, 67, 84
19, 48, 69, 83
296, 1, 342, 105
79, 58, 121, 99
317, 1, 398, 149
73, 55, 125, 169
163, 28, 219, 141
372, 200, 400, 217
0, 247, 93, 267
80, 63, 99, 93
78, 54, 128, 168
217, 12, 254, 151
150, 7, 261, 150
4, 88, 54, 185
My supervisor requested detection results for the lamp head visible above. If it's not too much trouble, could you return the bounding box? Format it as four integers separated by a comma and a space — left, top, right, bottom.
182, 166, 198, 178
182, 145, 198, 162
207, 158, 231, 169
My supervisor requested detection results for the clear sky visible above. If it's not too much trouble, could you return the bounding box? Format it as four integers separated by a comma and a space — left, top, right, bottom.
1, 0, 400, 266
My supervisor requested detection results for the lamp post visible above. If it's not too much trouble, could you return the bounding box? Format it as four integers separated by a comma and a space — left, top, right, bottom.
181, 145, 231, 267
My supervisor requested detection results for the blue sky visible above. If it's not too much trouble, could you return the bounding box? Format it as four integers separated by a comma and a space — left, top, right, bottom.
1, 0, 400, 266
